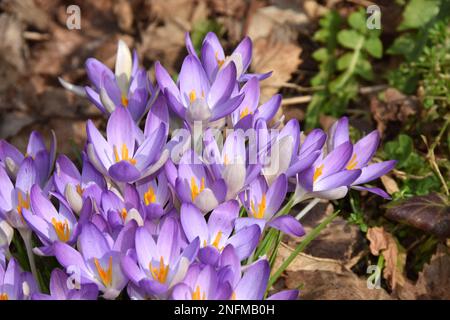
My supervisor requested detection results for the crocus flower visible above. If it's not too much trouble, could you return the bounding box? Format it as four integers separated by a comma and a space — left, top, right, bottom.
0, 258, 38, 300
86, 107, 167, 183
294, 141, 362, 202
54, 221, 136, 299
121, 217, 199, 298
173, 149, 226, 213
327, 117, 397, 199
53, 154, 105, 214
100, 187, 144, 232
60, 40, 153, 122
231, 258, 298, 300
171, 263, 232, 300
135, 171, 172, 220
230, 77, 281, 129
0, 131, 56, 187
185, 32, 271, 82
237, 174, 304, 237
203, 129, 260, 200
32, 269, 98, 300
22, 185, 83, 256
155, 54, 244, 126
180, 202, 261, 264
0, 158, 38, 230
255, 119, 321, 185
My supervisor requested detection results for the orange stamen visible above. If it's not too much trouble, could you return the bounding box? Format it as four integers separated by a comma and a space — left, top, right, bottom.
94, 256, 113, 287
149, 256, 169, 284
251, 193, 266, 219
51, 218, 70, 242
313, 164, 324, 183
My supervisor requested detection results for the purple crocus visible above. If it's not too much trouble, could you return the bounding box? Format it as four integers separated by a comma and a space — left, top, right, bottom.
203, 129, 260, 200
237, 174, 304, 237
230, 77, 281, 129
294, 141, 362, 202
0, 158, 38, 230
171, 263, 232, 300
53, 154, 105, 214
180, 201, 261, 265
22, 185, 84, 256
255, 119, 321, 185
0, 219, 13, 258
86, 106, 167, 183
155, 54, 244, 125
54, 221, 136, 299
327, 117, 397, 198
0, 258, 38, 300
60, 40, 153, 122
173, 149, 226, 213
32, 269, 98, 300
185, 32, 270, 82
0, 131, 56, 188
121, 217, 199, 298
135, 171, 172, 220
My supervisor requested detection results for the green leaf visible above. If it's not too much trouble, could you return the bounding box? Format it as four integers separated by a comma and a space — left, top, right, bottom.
337, 29, 364, 49
355, 58, 374, 80
399, 0, 441, 30
312, 48, 328, 62
364, 37, 383, 58
337, 52, 353, 70
348, 10, 367, 34
386, 34, 417, 58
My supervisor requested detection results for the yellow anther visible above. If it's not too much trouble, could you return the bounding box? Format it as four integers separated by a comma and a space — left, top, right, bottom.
0, 293, 8, 300
215, 52, 225, 68
189, 90, 197, 103
251, 193, 266, 219
346, 154, 358, 170
121, 208, 128, 221
76, 184, 83, 196
144, 186, 156, 206
16, 191, 30, 221
192, 286, 206, 300
149, 256, 169, 284
211, 231, 223, 250
240, 106, 251, 119
113, 144, 137, 165
121, 95, 129, 107
94, 256, 113, 287
313, 164, 324, 183
223, 154, 229, 165
190, 177, 205, 201
51, 218, 70, 242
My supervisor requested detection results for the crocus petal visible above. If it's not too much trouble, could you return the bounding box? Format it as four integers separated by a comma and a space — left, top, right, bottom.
227, 225, 260, 260
108, 161, 141, 183
234, 259, 269, 300
155, 62, 180, 100
107, 107, 135, 154
328, 117, 349, 151
267, 289, 299, 300
314, 169, 361, 192
352, 130, 380, 168
268, 216, 305, 237
210, 94, 244, 121
352, 160, 397, 185
208, 200, 239, 241
79, 223, 111, 261
256, 94, 281, 122
180, 203, 208, 243
352, 186, 391, 199
85, 58, 114, 90
115, 39, 133, 96
179, 55, 210, 106
208, 62, 237, 107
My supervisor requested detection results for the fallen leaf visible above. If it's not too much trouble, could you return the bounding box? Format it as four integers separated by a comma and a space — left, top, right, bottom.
385, 193, 450, 239
366, 226, 407, 290
370, 88, 419, 135
397, 244, 450, 300
284, 269, 392, 300
380, 174, 400, 195
248, 5, 306, 101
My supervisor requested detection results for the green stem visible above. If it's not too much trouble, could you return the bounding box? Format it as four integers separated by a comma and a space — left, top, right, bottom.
267, 211, 340, 289
334, 37, 364, 90
18, 229, 40, 290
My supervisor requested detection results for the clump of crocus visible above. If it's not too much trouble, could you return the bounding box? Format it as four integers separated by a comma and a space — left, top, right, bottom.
0, 32, 396, 300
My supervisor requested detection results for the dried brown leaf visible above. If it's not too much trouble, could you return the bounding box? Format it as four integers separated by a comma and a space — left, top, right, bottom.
386, 193, 450, 239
